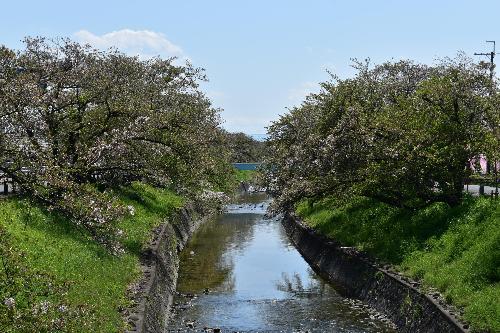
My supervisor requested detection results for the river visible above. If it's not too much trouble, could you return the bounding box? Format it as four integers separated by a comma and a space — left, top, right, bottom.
168, 193, 396, 332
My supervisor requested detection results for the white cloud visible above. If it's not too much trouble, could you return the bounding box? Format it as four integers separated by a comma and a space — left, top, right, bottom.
74, 29, 185, 60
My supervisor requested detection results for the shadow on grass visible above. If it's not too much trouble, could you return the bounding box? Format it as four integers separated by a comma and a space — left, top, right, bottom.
113, 183, 184, 256
115, 185, 175, 217
297, 194, 486, 264
6, 182, 184, 260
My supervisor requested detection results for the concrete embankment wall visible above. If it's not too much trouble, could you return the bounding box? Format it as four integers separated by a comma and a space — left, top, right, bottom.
125, 202, 208, 333
283, 213, 469, 333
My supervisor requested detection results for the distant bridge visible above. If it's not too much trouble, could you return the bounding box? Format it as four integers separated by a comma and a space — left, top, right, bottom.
232, 163, 261, 171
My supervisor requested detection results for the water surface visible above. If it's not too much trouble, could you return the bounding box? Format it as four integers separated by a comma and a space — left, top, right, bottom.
168, 193, 396, 332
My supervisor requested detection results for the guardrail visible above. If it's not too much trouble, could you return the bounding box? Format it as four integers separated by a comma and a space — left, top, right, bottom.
464, 184, 499, 198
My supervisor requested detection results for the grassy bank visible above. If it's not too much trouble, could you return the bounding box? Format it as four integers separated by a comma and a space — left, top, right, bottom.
234, 169, 258, 182
296, 195, 500, 332
0, 182, 184, 332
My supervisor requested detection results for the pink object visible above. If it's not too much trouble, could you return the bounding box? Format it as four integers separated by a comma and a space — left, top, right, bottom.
469, 155, 499, 174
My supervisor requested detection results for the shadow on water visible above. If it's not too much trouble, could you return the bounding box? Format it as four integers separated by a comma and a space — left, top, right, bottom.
169, 193, 396, 332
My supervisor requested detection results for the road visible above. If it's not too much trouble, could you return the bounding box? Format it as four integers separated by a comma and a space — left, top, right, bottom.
464, 184, 499, 196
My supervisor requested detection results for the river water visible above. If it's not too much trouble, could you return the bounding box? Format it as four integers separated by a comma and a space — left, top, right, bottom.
168, 193, 396, 332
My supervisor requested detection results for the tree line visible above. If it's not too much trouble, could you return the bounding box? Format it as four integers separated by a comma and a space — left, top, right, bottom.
225, 132, 267, 163
0, 37, 235, 253
263, 55, 500, 212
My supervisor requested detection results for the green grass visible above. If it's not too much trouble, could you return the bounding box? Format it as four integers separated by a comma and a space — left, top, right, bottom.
0, 182, 184, 333
234, 169, 258, 182
296, 195, 500, 332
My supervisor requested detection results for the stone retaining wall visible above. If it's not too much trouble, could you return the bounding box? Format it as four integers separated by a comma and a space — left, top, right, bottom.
124, 202, 209, 333
283, 213, 470, 333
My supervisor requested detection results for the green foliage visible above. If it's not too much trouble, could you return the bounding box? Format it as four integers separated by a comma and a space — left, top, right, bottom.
297, 196, 500, 332
0, 37, 233, 251
225, 132, 267, 163
469, 173, 499, 187
0, 183, 184, 332
264, 56, 498, 212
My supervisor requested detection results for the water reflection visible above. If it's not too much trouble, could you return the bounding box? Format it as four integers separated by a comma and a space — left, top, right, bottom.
169, 193, 396, 332
276, 272, 305, 293
176, 213, 257, 293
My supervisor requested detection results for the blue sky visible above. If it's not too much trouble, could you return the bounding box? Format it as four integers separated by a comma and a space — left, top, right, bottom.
1, 0, 499, 133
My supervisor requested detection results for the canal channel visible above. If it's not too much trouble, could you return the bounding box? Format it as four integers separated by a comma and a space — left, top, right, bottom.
168, 192, 396, 332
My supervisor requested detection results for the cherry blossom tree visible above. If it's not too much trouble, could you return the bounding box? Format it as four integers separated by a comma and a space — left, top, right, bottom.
0, 38, 233, 251
264, 56, 497, 212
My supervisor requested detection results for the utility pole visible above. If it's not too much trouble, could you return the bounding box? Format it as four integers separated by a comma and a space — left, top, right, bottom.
475, 41, 499, 197
474, 40, 496, 85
